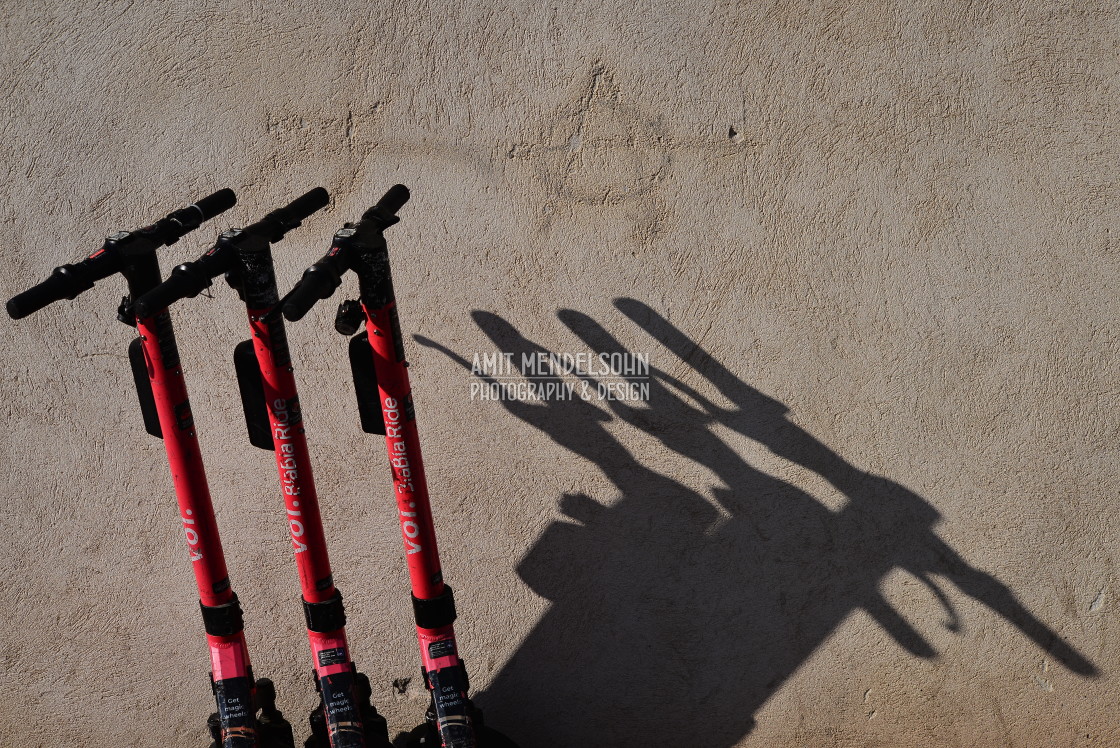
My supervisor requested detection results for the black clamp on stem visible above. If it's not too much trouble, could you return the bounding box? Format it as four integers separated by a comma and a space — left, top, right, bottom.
412, 585, 457, 630
303, 590, 347, 633
335, 299, 365, 335
200, 594, 245, 637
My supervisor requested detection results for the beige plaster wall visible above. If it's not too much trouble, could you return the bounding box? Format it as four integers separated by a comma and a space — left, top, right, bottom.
1, 1, 1116, 746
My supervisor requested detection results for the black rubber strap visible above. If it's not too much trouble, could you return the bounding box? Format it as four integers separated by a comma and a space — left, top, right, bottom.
412, 586, 457, 630
303, 590, 347, 633
200, 594, 244, 637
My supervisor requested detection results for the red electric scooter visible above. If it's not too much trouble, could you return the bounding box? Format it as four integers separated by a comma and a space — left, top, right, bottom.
134, 188, 393, 748
278, 186, 518, 748
7, 190, 296, 748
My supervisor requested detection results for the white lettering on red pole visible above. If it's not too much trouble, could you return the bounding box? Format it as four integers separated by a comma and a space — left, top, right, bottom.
383, 395, 421, 555
181, 510, 203, 561
273, 398, 308, 553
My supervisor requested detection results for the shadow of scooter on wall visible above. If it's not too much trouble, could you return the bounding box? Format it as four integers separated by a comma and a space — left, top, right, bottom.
416, 298, 1098, 748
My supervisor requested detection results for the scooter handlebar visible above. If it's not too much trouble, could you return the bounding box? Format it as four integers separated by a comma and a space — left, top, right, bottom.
363, 184, 410, 219
134, 188, 327, 317
282, 184, 409, 322
7, 188, 237, 320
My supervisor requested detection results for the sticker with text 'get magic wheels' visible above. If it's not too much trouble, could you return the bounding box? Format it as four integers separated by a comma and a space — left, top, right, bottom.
321, 670, 364, 747
311, 635, 364, 746
213, 676, 257, 747
210, 640, 256, 747
428, 665, 473, 746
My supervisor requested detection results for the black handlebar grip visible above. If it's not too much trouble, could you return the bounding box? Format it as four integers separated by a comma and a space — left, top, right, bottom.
376, 184, 410, 214
7, 265, 95, 320
8, 268, 77, 320
132, 266, 208, 318
278, 187, 330, 226
7, 275, 66, 320
250, 187, 330, 242
281, 279, 323, 322
192, 188, 237, 221
282, 264, 341, 322
362, 184, 410, 221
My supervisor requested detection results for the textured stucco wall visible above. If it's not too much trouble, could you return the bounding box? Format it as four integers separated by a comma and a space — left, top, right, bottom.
1, 2, 1117, 746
